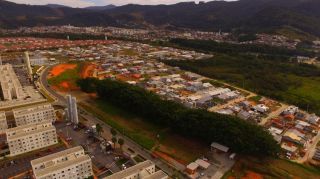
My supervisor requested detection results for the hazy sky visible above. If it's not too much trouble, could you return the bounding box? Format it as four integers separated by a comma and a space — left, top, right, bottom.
7, 0, 236, 8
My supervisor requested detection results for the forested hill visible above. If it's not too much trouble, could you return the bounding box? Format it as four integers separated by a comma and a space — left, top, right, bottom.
1, 0, 320, 37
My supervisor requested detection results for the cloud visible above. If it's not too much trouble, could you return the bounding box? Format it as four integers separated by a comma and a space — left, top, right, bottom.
7, 0, 236, 7
7, 0, 95, 8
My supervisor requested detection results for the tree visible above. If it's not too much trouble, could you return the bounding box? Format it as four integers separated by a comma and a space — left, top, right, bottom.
77, 78, 280, 156
111, 136, 117, 149
118, 138, 124, 151
96, 123, 103, 136
110, 128, 117, 137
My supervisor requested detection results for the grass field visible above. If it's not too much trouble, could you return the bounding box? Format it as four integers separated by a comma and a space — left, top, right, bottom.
223, 157, 320, 179
79, 98, 207, 163
48, 66, 79, 85
48, 62, 85, 91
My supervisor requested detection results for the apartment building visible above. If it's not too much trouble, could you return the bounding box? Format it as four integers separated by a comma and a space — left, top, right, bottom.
13, 103, 56, 126
105, 160, 168, 179
31, 146, 93, 179
0, 64, 26, 101
6, 121, 57, 156
0, 112, 8, 133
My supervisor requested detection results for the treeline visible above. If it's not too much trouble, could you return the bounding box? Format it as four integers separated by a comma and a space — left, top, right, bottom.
77, 78, 280, 156
0, 32, 148, 43
169, 38, 315, 57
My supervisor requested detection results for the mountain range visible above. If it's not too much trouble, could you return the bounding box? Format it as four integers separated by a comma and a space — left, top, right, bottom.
0, 0, 320, 38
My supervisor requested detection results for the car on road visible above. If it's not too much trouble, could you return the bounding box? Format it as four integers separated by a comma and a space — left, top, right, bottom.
66, 122, 72, 126
122, 164, 127, 170
66, 137, 72, 141
85, 129, 91, 134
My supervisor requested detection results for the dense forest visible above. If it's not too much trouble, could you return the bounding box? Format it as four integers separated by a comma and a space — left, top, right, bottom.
169, 39, 315, 57
77, 78, 280, 156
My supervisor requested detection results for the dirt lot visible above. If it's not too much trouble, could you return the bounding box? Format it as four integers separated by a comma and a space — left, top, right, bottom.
48, 63, 77, 78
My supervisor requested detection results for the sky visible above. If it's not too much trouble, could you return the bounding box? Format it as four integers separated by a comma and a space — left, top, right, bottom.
6, 0, 235, 8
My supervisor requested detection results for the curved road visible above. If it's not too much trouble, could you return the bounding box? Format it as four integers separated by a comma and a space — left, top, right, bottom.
39, 65, 185, 177
40, 66, 67, 104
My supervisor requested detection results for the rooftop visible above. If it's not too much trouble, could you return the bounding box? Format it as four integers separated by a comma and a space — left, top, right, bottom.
6, 121, 55, 140
31, 146, 84, 166
105, 160, 154, 179
34, 154, 91, 177
13, 103, 53, 116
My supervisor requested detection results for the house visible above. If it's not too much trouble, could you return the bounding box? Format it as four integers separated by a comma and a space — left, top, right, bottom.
211, 142, 229, 153
268, 127, 283, 143
307, 114, 320, 125
282, 106, 299, 115
253, 104, 269, 113
195, 159, 210, 169
282, 129, 306, 146
281, 142, 298, 154
186, 162, 199, 175
217, 109, 234, 115
239, 101, 251, 109
196, 95, 213, 108
295, 112, 306, 120
237, 110, 251, 120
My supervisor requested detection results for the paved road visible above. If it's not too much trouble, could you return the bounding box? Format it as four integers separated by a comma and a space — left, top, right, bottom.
39, 66, 67, 105
39, 65, 185, 177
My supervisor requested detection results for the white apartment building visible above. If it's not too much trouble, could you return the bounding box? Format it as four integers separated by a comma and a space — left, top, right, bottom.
31, 146, 93, 179
13, 103, 56, 126
0, 112, 8, 133
0, 64, 26, 101
105, 160, 168, 179
6, 121, 57, 156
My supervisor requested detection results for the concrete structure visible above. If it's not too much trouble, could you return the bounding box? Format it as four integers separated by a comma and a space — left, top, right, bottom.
25, 51, 33, 79
31, 146, 93, 179
211, 142, 229, 153
186, 162, 199, 175
0, 64, 26, 101
13, 103, 56, 126
6, 121, 57, 156
105, 160, 168, 179
66, 95, 79, 125
0, 112, 8, 133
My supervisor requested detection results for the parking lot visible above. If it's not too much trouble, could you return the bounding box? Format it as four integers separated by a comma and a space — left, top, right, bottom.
0, 146, 65, 179
55, 121, 135, 178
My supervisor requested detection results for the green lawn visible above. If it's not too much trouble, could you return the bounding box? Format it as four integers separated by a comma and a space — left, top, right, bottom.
79, 100, 159, 150
48, 68, 80, 86
48, 62, 85, 88
79, 99, 207, 162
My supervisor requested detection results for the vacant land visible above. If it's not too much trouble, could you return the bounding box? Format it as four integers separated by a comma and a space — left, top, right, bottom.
224, 157, 320, 179
79, 98, 208, 163
48, 63, 77, 77
165, 54, 320, 115
48, 63, 86, 91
